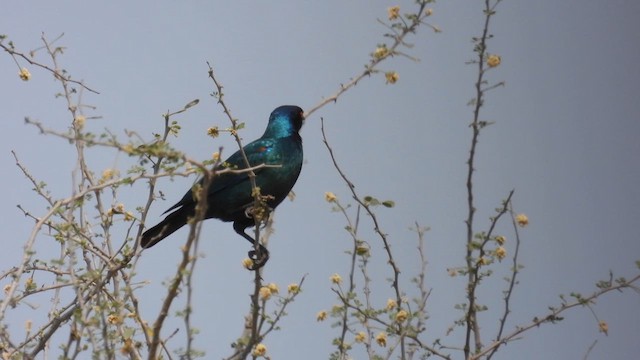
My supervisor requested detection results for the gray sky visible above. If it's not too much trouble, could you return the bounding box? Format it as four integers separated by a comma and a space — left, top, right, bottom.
2, 1, 639, 359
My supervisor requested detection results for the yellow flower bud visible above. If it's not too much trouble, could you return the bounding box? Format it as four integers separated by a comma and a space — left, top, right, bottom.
316, 310, 327, 321
386, 298, 397, 310
487, 54, 501, 67
19, 67, 31, 81
287, 283, 300, 294
267, 283, 279, 294
599, 320, 609, 335
324, 191, 337, 203
516, 213, 529, 227
207, 126, 220, 138
330, 273, 342, 284
259, 286, 272, 300
253, 343, 267, 357
385, 71, 399, 84
242, 258, 254, 269
395, 309, 408, 322
74, 115, 86, 129
387, 6, 400, 20
373, 46, 389, 59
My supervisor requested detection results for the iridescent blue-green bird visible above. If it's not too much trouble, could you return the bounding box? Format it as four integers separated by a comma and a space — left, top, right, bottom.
140, 105, 304, 268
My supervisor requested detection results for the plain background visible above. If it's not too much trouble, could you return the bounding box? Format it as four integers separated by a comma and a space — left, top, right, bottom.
2, 1, 639, 359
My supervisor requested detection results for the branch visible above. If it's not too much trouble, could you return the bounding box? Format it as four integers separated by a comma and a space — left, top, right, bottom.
0, 33, 100, 94
464, 0, 504, 357
304, 3, 434, 119
471, 272, 640, 360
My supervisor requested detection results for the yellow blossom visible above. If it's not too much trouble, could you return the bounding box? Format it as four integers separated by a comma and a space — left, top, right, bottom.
330, 273, 342, 285
19, 67, 31, 81
447, 268, 457, 277
101, 168, 118, 182
24, 277, 34, 290
253, 343, 267, 357
242, 258, 254, 269
386, 298, 397, 310
212, 152, 221, 161
487, 54, 501, 68
495, 235, 506, 245
495, 246, 507, 260
385, 71, 399, 84
287, 283, 300, 294
74, 115, 86, 129
516, 213, 529, 227
3, 284, 12, 295
356, 243, 370, 256
107, 314, 121, 325
387, 6, 400, 20
120, 338, 135, 355
124, 211, 135, 222
425, 8, 433, 16
375, 332, 387, 347
114, 203, 125, 213
324, 191, 337, 203
207, 126, 220, 138
259, 286, 272, 300
477, 257, 488, 266
373, 46, 389, 59
599, 320, 609, 335
267, 282, 279, 294
395, 309, 409, 323
316, 310, 327, 322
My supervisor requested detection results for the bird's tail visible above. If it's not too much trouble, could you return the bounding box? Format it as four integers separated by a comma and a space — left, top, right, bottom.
140, 210, 189, 248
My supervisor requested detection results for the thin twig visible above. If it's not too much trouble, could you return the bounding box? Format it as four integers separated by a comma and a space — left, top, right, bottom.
486, 199, 522, 360
470, 273, 640, 360
0, 33, 100, 94
304, 3, 432, 120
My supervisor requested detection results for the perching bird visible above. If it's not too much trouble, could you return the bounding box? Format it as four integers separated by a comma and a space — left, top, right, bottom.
140, 105, 304, 269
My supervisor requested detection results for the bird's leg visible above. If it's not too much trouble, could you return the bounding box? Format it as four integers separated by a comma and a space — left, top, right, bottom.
233, 222, 269, 270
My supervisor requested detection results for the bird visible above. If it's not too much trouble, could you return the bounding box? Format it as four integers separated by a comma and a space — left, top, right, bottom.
140, 105, 304, 269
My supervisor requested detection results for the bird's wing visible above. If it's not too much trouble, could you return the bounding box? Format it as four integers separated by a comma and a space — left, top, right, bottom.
162, 138, 276, 214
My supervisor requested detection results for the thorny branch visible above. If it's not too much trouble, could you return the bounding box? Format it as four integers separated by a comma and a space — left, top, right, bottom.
470, 273, 640, 360
464, 0, 505, 357
206, 65, 266, 360
304, 2, 435, 119
0, 33, 100, 94
321, 117, 409, 358
486, 204, 523, 360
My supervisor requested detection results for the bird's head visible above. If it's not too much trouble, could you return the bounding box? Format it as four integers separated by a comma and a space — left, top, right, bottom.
264, 105, 304, 138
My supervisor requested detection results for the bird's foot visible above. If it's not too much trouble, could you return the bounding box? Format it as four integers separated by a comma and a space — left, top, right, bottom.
247, 247, 270, 270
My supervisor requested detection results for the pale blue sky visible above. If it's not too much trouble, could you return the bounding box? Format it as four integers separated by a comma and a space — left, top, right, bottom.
2, 1, 639, 359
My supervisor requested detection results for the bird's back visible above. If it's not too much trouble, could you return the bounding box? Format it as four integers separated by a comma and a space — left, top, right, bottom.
205, 133, 303, 222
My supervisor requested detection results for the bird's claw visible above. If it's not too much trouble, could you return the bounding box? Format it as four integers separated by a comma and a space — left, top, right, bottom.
248, 248, 269, 270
